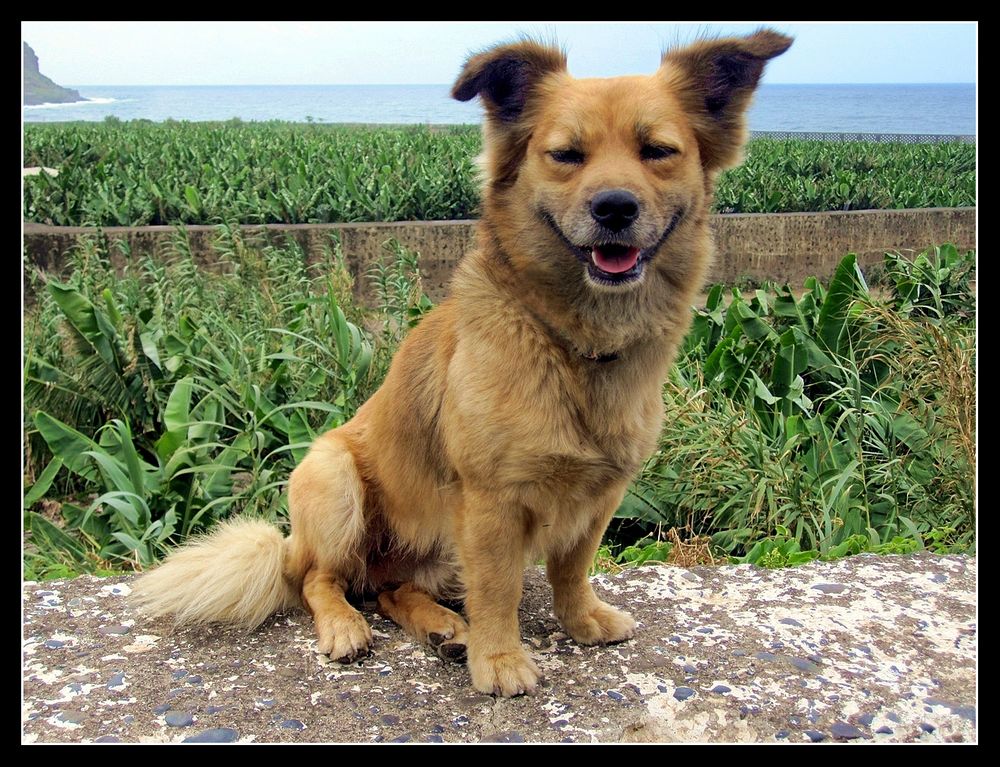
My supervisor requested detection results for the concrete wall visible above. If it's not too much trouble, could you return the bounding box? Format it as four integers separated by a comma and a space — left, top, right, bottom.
23, 208, 975, 304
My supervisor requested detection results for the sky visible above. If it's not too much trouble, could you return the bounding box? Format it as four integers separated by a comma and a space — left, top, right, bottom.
22, 21, 976, 86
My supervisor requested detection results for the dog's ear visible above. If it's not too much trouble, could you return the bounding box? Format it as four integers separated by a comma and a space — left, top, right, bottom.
453, 40, 567, 188
452, 40, 566, 124
662, 28, 792, 171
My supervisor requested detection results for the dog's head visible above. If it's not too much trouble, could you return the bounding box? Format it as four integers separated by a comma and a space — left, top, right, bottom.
453, 30, 792, 295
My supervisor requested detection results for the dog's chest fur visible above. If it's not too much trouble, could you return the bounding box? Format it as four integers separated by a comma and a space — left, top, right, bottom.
442, 264, 670, 510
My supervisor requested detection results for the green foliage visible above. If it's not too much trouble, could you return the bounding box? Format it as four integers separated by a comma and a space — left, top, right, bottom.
715, 139, 976, 213
884, 243, 976, 320
23, 124, 974, 227
23, 231, 428, 576
369, 238, 435, 335
729, 522, 964, 569
23, 122, 481, 226
611, 246, 976, 560
923, 526, 966, 554
23, 237, 975, 576
615, 539, 674, 566
24, 555, 118, 583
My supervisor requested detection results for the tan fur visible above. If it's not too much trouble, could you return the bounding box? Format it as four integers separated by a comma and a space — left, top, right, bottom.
130, 519, 298, 629
133, 30, 791, 697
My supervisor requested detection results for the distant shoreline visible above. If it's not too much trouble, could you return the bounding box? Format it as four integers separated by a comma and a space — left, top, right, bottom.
25, 97, 116, 110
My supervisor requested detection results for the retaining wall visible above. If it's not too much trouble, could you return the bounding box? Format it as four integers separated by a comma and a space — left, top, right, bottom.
23, 207, 975, 304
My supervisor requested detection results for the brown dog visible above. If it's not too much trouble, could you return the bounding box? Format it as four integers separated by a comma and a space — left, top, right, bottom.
133, 30, 791, 697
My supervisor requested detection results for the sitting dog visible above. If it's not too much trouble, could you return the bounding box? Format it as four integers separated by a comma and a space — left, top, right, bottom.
134, 29, 792, 697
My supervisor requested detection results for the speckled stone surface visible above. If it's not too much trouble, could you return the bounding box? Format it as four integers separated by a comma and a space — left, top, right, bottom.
22, 554, 976, 744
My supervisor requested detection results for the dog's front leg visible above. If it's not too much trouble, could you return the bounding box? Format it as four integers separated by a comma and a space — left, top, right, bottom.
546, 486, 636, 646
457, 488, 541, 697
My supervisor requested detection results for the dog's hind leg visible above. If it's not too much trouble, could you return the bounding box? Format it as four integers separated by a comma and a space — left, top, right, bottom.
287, 431, 372, 662
377, 583, 469, 662
302, 568, 372, 662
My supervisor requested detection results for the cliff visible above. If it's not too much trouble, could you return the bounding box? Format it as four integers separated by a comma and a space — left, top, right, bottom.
24, 42, 83, 106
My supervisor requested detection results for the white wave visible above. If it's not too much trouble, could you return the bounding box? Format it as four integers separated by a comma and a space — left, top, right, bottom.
24, 96, 122, 109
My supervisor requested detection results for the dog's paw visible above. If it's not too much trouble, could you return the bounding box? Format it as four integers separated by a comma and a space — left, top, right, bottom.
376, 587, 469, 663
421, 608, 469, 663
468, 647, 541, 697
315, 611, 373, 663
560, 601, 636, 646
429, 630, 468, 662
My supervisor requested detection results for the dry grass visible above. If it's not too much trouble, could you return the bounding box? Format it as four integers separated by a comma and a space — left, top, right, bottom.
664, 527, 717, 567
861, 300, 977, 507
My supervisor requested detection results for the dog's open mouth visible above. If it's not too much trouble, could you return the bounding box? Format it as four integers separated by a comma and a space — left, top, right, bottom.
541, 209, 685, 288
589, 245, 643, 283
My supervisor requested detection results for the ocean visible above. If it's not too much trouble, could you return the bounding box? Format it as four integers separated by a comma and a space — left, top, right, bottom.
23, 83, 976, 136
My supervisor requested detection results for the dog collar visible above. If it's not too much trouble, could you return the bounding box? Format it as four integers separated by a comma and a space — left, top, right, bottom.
580, 349, 620, 364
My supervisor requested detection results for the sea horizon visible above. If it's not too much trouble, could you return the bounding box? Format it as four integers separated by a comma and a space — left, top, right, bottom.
24, 82, 977, 136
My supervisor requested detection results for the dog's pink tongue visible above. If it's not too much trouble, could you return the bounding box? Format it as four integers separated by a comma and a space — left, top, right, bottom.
592, 246, 641, 274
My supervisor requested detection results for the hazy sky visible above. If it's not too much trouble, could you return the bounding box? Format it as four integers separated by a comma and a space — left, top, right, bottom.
22, 21, 976, 86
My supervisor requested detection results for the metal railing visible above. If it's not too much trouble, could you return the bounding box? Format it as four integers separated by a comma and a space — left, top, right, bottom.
750, 131, 975, 144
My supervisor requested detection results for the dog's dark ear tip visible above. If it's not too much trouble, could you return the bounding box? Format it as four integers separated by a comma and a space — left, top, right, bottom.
749, 27, 794, 58
450, 39, 567, 115
451, 81, 477, 103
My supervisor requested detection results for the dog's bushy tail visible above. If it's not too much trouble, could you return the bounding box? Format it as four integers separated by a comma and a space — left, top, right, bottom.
131, 519, 300, 630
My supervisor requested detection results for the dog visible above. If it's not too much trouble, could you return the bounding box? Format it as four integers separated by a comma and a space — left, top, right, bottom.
133, 29, 792, 697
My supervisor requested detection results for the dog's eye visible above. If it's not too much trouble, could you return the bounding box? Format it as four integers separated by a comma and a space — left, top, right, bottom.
641, 144, 678, 161
549, 149, 585, 165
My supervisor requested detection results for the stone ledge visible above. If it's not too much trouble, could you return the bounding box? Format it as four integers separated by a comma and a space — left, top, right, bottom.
22, 553, 976, 744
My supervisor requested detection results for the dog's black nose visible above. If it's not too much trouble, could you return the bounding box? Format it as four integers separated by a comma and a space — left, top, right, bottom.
590, 189, 640, 232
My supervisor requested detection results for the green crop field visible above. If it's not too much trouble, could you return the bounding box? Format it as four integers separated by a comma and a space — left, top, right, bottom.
23, 122, 975, 227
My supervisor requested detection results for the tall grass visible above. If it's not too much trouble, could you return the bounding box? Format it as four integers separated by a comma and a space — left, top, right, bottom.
610, 245, 976, 559
23, 237, 975, 578
23, 228, 426, 579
